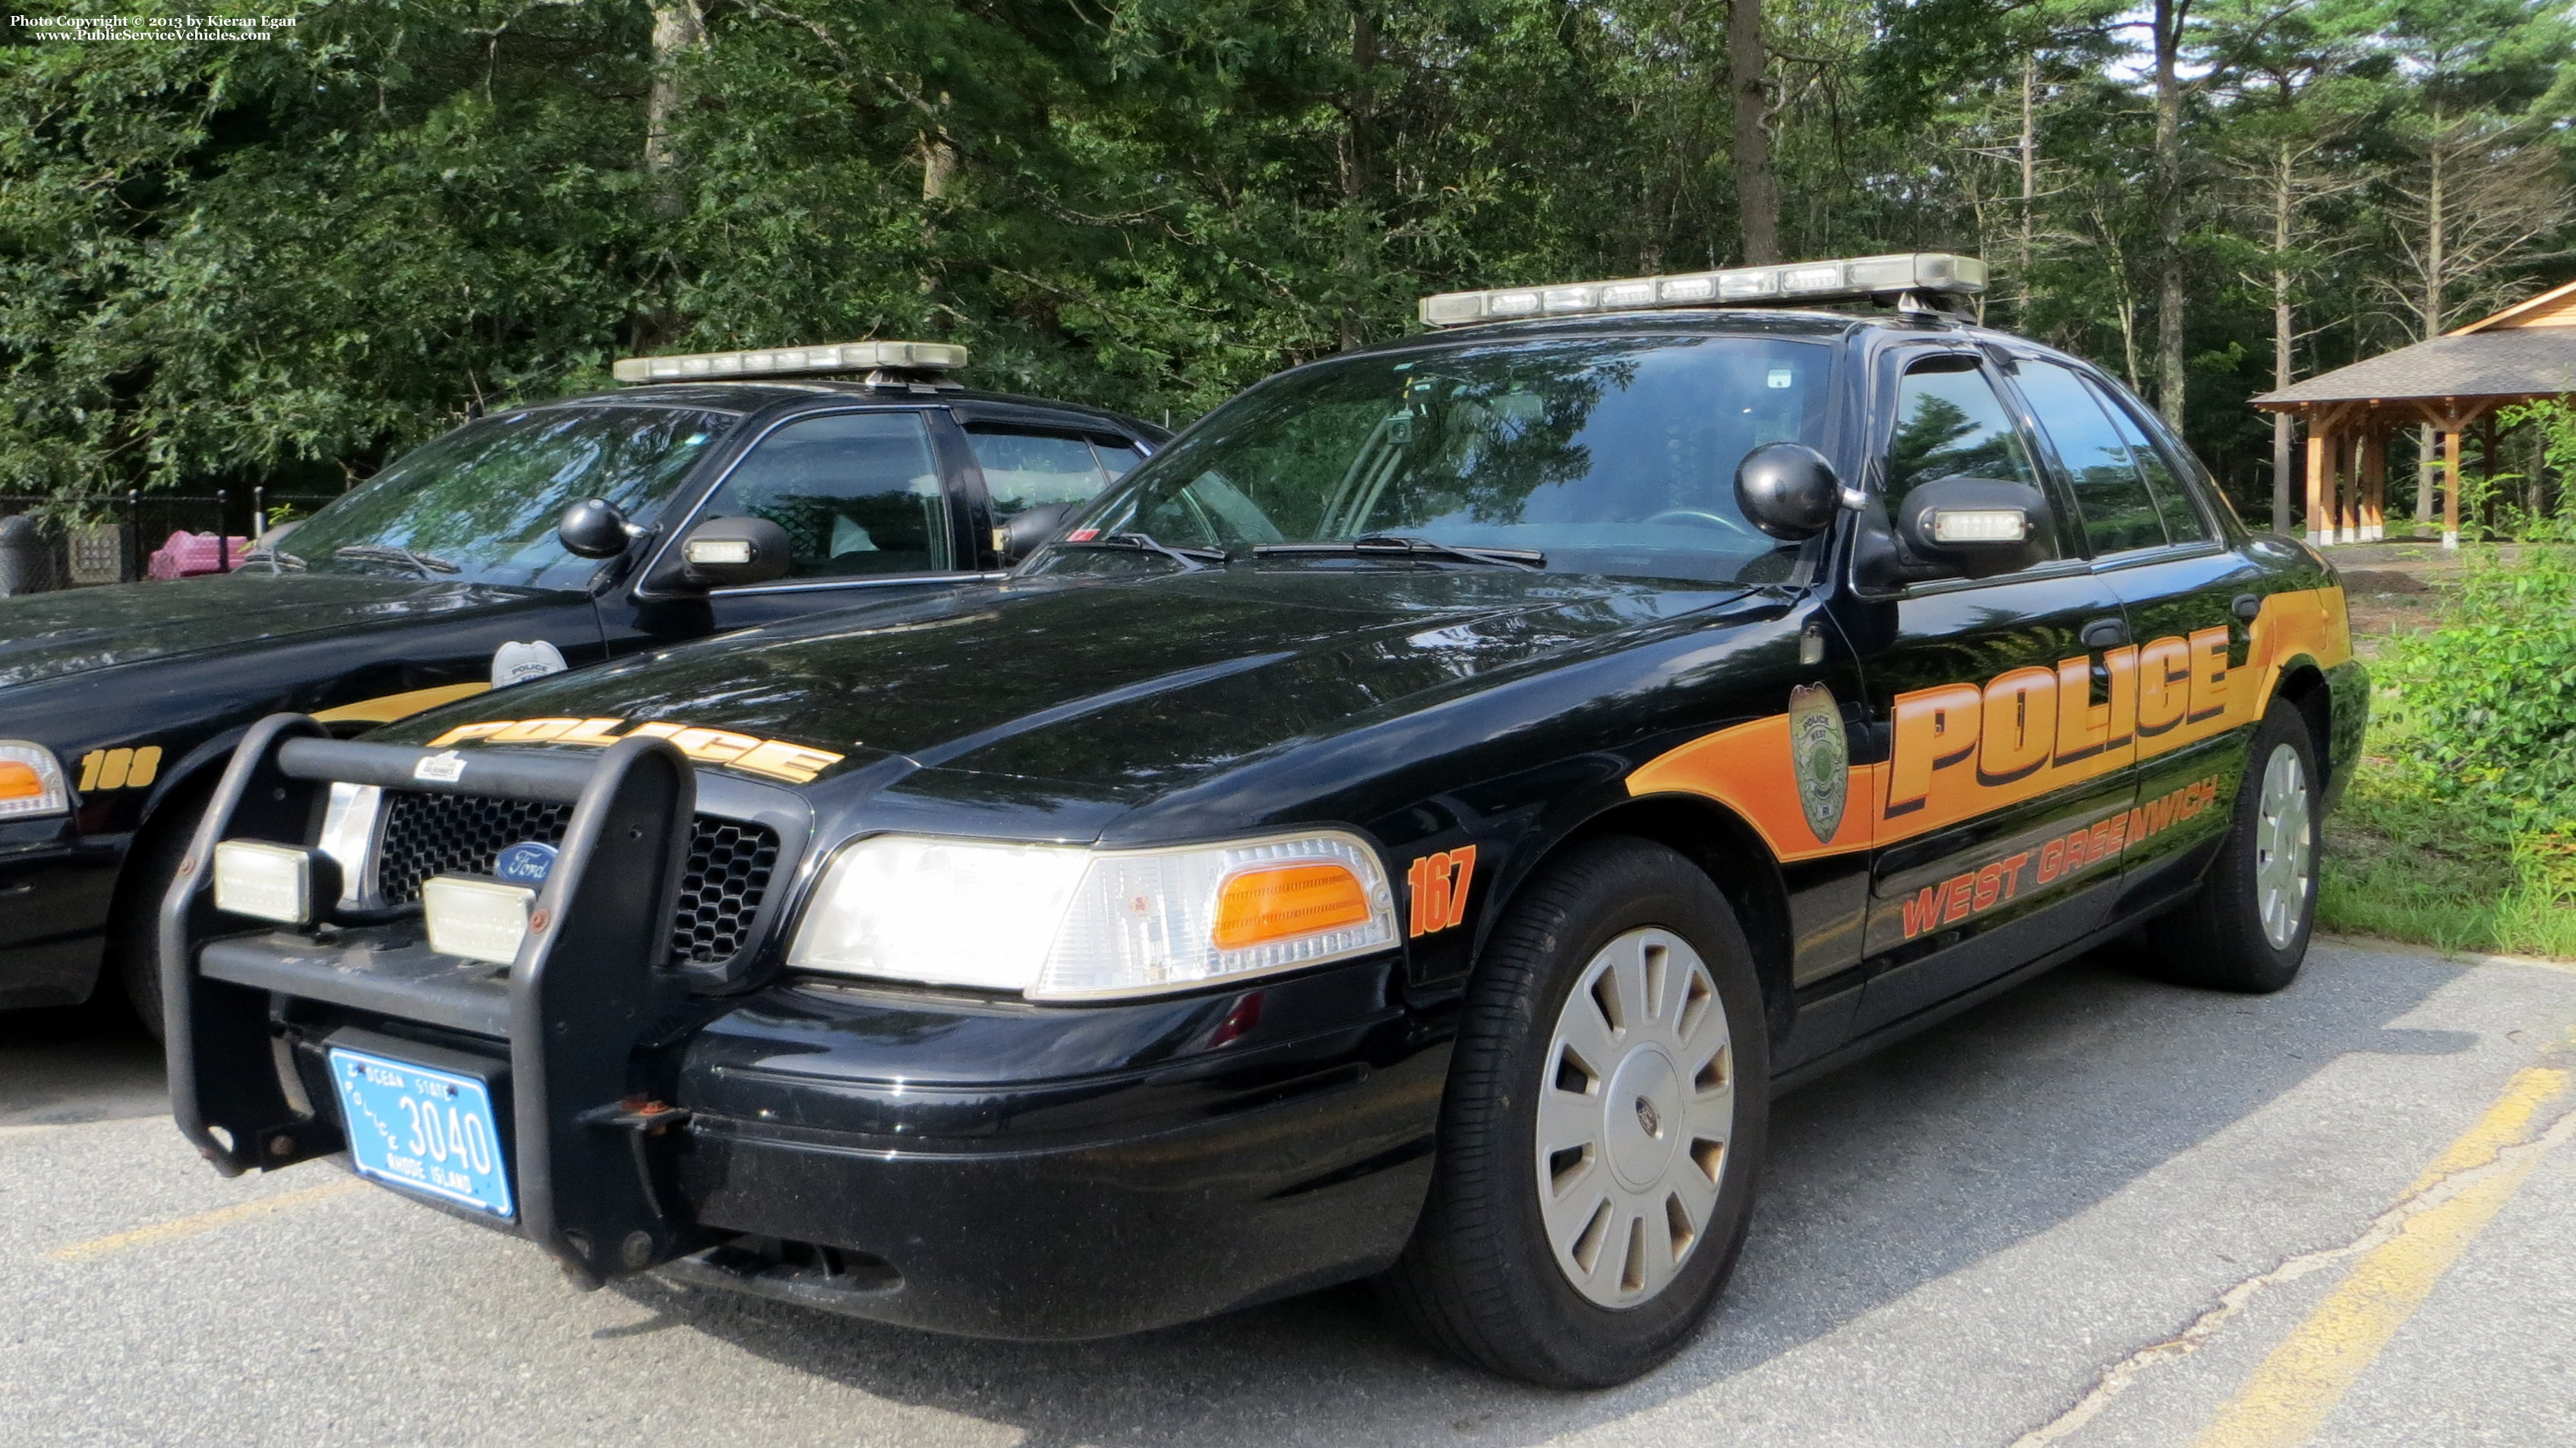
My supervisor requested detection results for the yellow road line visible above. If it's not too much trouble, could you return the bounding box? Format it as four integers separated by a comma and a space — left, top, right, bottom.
45, 1178, 365, 1263
2189, 1058, 2576, 1448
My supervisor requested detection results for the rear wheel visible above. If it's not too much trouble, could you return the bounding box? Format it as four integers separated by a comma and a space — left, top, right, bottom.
2143, 702, 2319, 993
1380, 837, 1769, 1387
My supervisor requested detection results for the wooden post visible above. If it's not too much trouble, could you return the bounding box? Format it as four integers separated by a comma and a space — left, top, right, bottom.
2440, 426, 2462, 550
2361, 427, 2387, 541
2337, 431, 2357, 544
2304, 415, 2331, 547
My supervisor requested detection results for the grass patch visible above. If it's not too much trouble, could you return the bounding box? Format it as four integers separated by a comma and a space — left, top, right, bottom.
2320, 740, 2576, 961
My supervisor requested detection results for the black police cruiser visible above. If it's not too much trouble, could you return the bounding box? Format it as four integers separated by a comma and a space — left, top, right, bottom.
161, 254, 2363, 1387
0, 340, 1160, 1030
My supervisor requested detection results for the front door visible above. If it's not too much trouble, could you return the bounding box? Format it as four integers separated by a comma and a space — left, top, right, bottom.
671, 408, 984, 635
2019, 361, 2263, 912
1850, 350, 2139, 1032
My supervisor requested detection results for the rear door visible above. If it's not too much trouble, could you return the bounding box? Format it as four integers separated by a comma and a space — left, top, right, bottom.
1851, 349, 2140, 1033
955, 421, 1149, 565
2025, 362, 2264, 910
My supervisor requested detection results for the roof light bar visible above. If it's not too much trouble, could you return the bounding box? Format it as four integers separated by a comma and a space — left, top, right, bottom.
612, 340, 969, 384
1417, 252, 1987, 329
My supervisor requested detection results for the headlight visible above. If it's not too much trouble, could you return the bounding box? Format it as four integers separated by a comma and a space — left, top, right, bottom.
788, 831, 1399, 1001
0, 742, 70, 819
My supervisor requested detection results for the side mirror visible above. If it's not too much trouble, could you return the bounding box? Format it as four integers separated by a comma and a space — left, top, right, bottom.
1733, 443, 1844, 541
557, 498, 636, 560
1896, 476, 2053, 580
675, 516, 794, 589
996, 502, 1081, 564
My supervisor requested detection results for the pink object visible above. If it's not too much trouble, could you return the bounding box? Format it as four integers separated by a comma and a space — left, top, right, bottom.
147, 531, 251, 579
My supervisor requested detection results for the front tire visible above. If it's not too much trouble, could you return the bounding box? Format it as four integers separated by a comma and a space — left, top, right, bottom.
1380, 837, 1769, 1387
2143, 702, 2319, 993
114, 793, 206, 1043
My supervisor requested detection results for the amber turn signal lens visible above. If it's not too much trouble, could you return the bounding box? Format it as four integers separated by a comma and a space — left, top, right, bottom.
0, 762, 41, 800
1211, 864, 1373, 951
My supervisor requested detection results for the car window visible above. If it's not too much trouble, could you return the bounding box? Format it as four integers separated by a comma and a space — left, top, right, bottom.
965, 428, 1116, 526
282, 406, 731, 590
1883, 358, 2041, 505
2014, 361, 2167, 555
1881, 356, 2055, 566
2093, 386, 2214, 544
1094, 437, 1144, 479
1051, 336, 1833, 585
699, 412, 952, 579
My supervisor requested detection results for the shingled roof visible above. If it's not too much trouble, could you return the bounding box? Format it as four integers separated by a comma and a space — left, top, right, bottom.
2252, 278, 2576, 411
2251, 327, 2576, 409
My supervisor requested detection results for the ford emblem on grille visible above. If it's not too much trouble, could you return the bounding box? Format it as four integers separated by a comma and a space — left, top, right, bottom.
494, 841, 559, 887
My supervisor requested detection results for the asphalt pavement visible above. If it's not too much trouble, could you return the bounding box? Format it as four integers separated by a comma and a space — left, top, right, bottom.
4, 936, 2572, 1448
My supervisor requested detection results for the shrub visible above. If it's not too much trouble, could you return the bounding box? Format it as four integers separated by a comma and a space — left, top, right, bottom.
2379, 546, 2576, 829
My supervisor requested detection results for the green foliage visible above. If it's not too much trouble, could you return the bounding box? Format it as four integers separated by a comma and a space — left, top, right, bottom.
2, 0, 2574, 511
2379, 547, 2576, 826
2323, 545, 2576, 960
2319, 746, 2576, 958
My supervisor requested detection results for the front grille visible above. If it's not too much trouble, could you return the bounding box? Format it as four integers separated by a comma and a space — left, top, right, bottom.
376, 792, 781, 965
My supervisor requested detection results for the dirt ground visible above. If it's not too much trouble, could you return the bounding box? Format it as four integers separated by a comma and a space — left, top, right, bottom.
2319, 537, 2486, 655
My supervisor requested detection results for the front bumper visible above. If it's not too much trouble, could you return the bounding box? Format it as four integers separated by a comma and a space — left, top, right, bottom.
166, 718, 1444, 1339
665, 969, 1441, 1337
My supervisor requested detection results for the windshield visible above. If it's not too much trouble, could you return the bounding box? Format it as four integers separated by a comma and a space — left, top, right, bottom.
276, 405, 733, 588
1040, 335, 1834, 585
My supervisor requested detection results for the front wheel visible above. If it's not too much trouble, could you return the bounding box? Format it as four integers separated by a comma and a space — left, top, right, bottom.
2143, 702, 2320, 992
115, 793, 207, 1043
1379, 837, 1769, 1387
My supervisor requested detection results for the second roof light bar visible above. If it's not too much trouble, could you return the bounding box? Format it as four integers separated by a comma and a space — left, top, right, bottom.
1417, 251, 1988, 329
612, 339, 969, 385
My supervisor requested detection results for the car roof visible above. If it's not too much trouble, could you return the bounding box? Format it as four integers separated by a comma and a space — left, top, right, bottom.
513, 383, 1167, 440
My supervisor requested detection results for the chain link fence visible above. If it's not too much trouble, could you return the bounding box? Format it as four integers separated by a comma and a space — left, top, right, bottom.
0, 489, 343, 596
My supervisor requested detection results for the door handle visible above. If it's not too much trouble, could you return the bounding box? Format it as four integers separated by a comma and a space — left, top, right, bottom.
2079, 617, 2130, 649
2232, 592, 2262, 623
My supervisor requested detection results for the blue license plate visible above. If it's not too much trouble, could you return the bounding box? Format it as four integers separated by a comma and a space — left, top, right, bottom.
327, 1046, 515, 1219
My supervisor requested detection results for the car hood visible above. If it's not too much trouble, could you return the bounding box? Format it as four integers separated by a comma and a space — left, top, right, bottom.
377, 568, 1752, 806
0, 573, 549, 689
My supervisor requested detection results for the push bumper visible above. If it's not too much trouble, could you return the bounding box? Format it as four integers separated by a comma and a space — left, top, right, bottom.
166, 715, 1442, 1336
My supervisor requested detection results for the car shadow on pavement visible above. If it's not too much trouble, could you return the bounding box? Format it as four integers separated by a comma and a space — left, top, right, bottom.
609, 939, 2475, 1448
0, 995, 165, 1128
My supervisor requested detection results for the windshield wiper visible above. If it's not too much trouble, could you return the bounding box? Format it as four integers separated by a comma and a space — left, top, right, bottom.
333, 544, 460, 576
1052, 532, 1229, 571
1252, 534, 1545, 571
238, 547, 306, 573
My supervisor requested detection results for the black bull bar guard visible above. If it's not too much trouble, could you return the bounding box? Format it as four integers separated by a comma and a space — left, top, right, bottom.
159, 712, 723, 1287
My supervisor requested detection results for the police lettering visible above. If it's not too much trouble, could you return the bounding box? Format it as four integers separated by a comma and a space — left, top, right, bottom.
424, 716, 845, 784
1886, 626, 2239, 820
1899, 774, 2221, 941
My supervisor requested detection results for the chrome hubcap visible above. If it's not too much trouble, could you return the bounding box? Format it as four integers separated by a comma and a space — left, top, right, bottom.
1535, 926, 1734, 1309
2254, 742, 2313, 950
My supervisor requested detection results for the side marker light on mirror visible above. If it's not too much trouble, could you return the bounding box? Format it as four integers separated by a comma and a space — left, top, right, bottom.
684, 538, 756, 566
1928, 509, 2030, 544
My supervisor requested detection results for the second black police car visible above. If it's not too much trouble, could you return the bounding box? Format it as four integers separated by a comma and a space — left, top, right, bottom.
160, 254, 2361, 1386
0, 341, 1158, 1031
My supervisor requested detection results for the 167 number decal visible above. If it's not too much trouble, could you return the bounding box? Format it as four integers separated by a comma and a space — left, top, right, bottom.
1406, 845, 1478, 939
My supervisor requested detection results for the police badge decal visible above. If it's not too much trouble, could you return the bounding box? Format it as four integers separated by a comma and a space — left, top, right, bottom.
1788, 682, 1848, 844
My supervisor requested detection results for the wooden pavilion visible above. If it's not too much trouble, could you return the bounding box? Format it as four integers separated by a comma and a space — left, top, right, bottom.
2252, 279, 2576, 549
